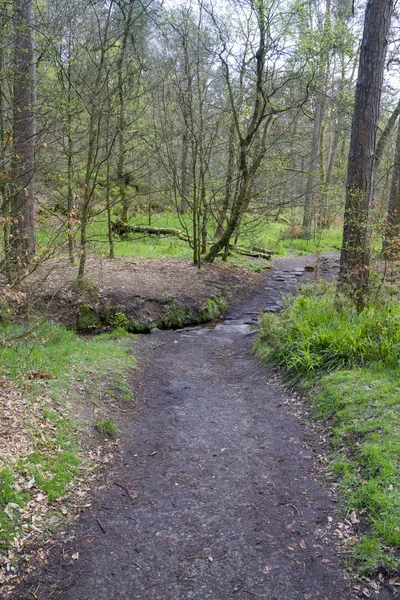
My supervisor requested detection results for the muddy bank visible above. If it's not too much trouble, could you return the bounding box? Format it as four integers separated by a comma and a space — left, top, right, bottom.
18, 257, 268, 332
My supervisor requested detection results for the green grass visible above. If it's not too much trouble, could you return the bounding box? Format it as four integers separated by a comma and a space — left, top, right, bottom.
38, 210, 343, 261
255, 284, 400, 575
0, 320, 135, 550
95, 418, 120, 438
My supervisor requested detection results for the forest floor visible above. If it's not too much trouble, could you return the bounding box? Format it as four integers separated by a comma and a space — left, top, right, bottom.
19, 256, 268, 330
5, 255, 398, 600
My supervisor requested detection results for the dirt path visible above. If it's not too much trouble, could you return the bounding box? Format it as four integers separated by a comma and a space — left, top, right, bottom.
11, 255, 382, 600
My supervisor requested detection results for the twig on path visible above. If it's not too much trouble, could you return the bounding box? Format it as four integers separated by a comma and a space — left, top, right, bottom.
30, 584, 40, 599
243, 590, 260, 598
96, 517, 106, 534
285, 503, 302, 516
113, 482, 138, 502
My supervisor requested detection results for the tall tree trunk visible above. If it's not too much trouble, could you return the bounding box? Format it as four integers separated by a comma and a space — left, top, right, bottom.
302, 0, 331, 235
78, 3, 112, 280
215, 119, 235, 239
0, 12, 11, 279
117, 0, 134, 223
179, 121, 189, 213
383, 116, 400, 259
375, 97, 400, 175
205, 2, 268, 262
10, 0, 36, 264
339, 0, 393, 309
66, 32, 75, 265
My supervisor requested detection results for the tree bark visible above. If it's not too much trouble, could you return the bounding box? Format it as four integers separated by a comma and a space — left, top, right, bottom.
302, 0, 331, 235
375, 97, 400, 174
117, 0, 135, 223
215, 118, 235, 239
383, 116, 400, 259
339, 0, 393, 309
10, 0, 36, 262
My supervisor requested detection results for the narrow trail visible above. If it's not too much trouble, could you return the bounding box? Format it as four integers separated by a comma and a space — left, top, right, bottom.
13, 255, 375, 600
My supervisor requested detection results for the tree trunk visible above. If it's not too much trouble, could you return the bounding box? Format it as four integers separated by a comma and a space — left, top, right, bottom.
215, 119, 236, 239
383, 116, 400, 259
117, 0, 134, 223
375, 97, 400, 174
66, 33, 75, 265
0, 12, 11, 279
205, 2, 268, 262
302, 0, 331, 235
10, 0, 36, 263
339, 0, 393, 309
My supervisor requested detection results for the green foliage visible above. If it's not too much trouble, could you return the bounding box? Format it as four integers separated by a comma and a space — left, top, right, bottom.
108, 376, 134, 403
76, 305, 102, 330
255, 284, 400, 574
163, 300, 193, 328
199, 295, 228, 321
110, 311, 130, 330
256, 283, 400, 381
95, 418, 120, 438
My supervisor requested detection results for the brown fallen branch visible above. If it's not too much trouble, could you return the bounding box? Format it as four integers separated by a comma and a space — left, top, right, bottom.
228, 244, 273, 260
112, 220, 190, 242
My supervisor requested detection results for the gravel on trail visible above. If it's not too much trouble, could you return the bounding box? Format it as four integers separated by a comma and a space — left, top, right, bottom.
10, 255, 394, 600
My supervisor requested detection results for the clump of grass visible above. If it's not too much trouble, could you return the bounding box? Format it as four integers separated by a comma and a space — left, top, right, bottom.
255, 283, 400, 575
255, 282, 400, 382
95, 418, 120, 438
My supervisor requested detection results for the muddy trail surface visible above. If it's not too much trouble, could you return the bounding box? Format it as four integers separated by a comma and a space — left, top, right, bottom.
12, 255, 385, 600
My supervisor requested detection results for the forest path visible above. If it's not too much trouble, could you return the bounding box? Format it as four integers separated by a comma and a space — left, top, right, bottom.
13, 255, 372, 600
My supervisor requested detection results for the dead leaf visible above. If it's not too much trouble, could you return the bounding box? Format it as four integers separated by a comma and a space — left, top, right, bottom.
263, 566, 271, 575
362, 588, 370, 597
71, 552, 79, 560
350, 511, 360, 524
299, 539, 306, 549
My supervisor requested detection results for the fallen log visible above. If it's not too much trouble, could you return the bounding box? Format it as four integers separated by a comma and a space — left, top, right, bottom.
228, 244, 273, 260
112, 220, 190, 242
111, 221, 272, 259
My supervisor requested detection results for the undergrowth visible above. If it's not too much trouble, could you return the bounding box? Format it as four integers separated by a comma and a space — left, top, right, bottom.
0, 320, 135, 551
255, 282, 400, 575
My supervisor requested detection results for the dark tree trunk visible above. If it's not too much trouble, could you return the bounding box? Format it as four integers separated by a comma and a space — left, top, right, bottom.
10, 0, 36, 262
375, 97, 400, 174
117, 0, 134, 223
338, 0, 393, 309
302, 85, 327, 234
302, 0, 331, 235
215, 119, 235, 239
383, 116, 400, 259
